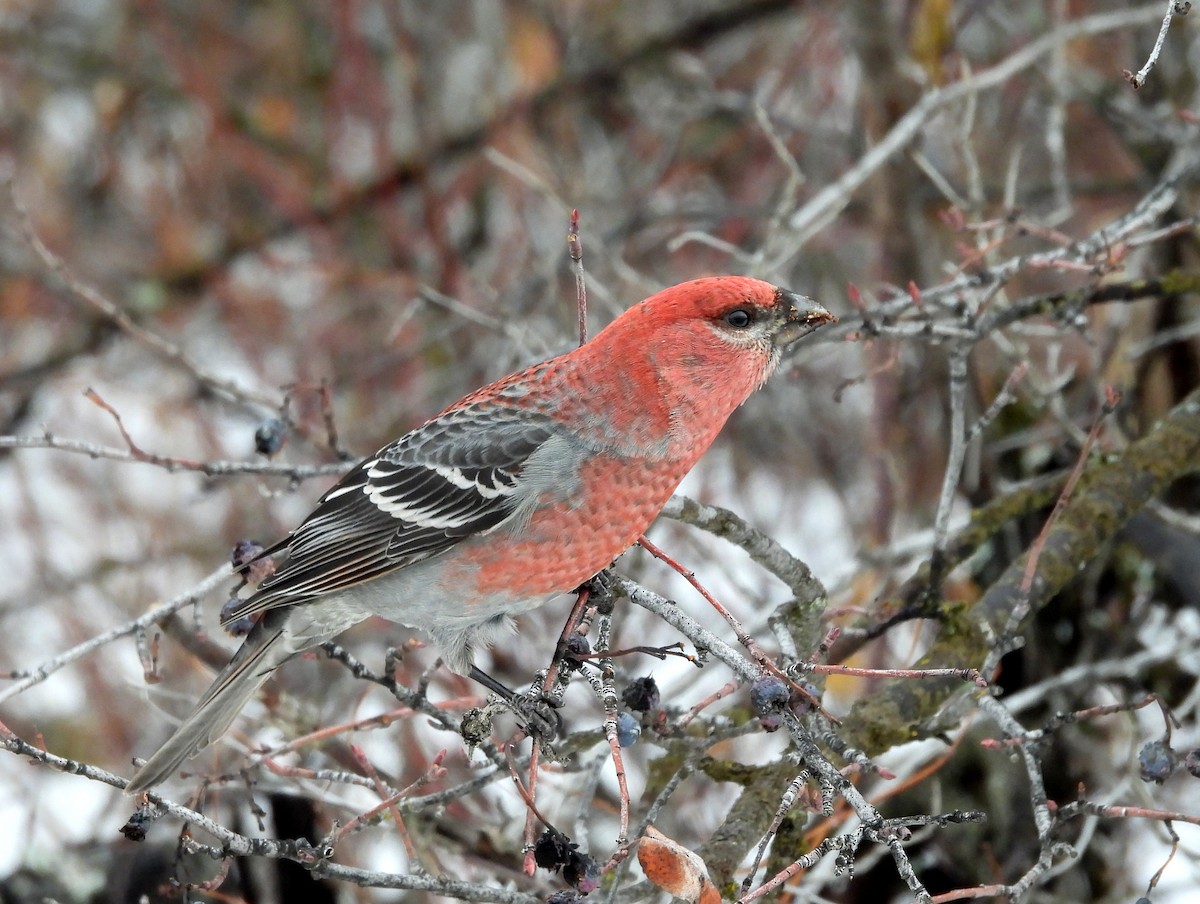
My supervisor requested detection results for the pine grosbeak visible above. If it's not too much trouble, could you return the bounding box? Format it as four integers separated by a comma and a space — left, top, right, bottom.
126, 276, 834, 793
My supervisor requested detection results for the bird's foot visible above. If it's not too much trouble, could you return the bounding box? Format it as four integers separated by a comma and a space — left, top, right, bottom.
466, 665, 563, 752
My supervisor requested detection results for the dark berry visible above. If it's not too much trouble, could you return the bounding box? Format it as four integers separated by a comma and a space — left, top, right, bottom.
231, 539, 265, 569
758, 713, 783, 732
1138, 739, 1177, 784
533, 829, 576, 870
622, 676, 660, 712
563, 851, 600, 894
1183, 748, 1200, 779
750, 675, 789, 713
119, 804, 160, 841
219, 598, 257, 636
563, 635, 591, 670
615, 711, 640, 747
789, 682, 821, 716
231, 539, 275, 585
254, 418, 289, 456
751, 676, 791, 731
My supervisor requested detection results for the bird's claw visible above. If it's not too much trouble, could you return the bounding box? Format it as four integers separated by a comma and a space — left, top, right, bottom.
510, 692, 563, 748
579, 568, 618, 614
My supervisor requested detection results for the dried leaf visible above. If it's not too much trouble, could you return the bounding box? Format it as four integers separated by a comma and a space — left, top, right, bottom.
638, 826, 721, 904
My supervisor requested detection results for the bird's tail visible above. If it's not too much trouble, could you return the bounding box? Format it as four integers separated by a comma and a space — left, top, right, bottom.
125, 610, 301, 796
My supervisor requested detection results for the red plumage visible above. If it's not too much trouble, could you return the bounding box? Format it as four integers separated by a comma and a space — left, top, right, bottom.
126, 276, 834, 794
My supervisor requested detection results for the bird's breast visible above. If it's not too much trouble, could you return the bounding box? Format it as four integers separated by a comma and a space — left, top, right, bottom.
455, 451, 688, 600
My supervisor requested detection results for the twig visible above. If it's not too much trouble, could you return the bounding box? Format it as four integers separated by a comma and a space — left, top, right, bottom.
620, 578, 754, 683
816, 126, 1198, 352
745, 99, 807, 271
418, 284, 532, 347
1019, 387, 1120, 596
740, 771, 809, 895
675, 682, 740, 729
762, 4, 1166, 267
797, 663, 986, 686
604, 762, 694, 890
933, 359, 1028, 573
637, 536, 834, 719
932, 350, 970, 556
1124, 0, 1191, 89
593, 613, 632, 844
5, 175, 280, 412
520, 583, 595, 873
84, 388, 209, 471
1044, 0, 1073, 216
254, 757, 382, 790
637, 536, 758, 650
316, 379, 354, 460
323, 750, 447, 849
1058, 799, 1200, 826
569, 208, 587, 345
659, 495, 826, 602
976, 692, 1055, 847
667, 230, 756, 261
965, 363, 1028, 444
980, 693, 1178, 748
739, 833, 850, 902
999, 640, 1197, 716
0, 564, 230, 704
0, 432, 351, 480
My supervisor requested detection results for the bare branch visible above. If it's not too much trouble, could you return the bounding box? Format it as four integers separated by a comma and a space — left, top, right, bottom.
1124, 0, 1191, 88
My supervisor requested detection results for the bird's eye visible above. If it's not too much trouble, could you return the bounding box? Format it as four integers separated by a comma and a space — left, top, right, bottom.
724, 308, 753, 328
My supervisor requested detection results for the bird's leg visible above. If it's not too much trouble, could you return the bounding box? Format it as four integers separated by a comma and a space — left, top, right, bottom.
577, 569, 617, 614
468, 664, 519, 699
464, 570, 616, 749
468, 665, 563, 743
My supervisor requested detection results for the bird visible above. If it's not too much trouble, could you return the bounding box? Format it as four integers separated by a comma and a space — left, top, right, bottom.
125, 276, 835, 794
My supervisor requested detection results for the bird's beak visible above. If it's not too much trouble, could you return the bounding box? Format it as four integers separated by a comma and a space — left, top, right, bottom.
774, 288, 837, 346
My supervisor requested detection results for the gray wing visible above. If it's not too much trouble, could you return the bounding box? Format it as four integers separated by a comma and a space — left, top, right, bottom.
225, 406, 555, 622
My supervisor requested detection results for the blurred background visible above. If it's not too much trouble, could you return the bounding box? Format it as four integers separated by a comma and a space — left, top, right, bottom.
1, 1, 1198, 902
